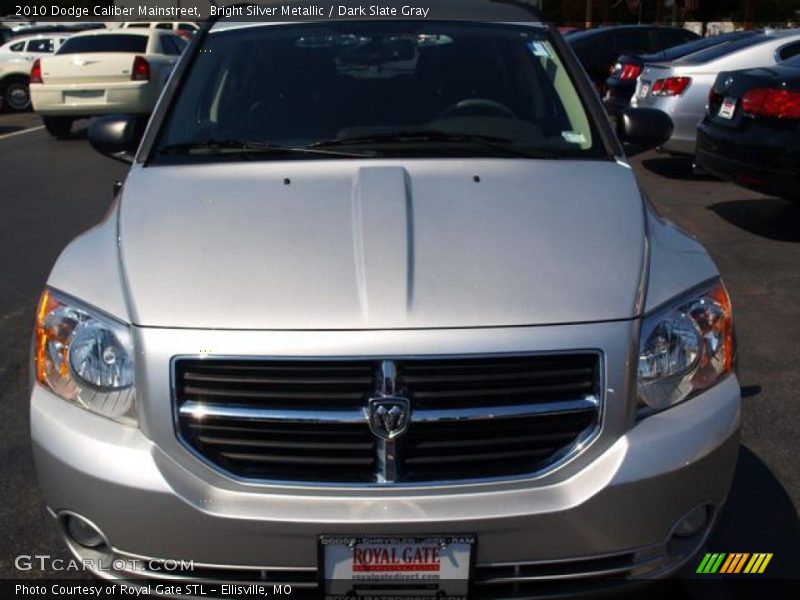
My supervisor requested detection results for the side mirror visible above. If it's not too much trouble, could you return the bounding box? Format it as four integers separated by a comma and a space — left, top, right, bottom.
616, 108, 673, 149
88, 115, 146, 163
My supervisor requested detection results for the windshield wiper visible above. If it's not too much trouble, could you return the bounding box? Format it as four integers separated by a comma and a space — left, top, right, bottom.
308, 130, 560, 159
158, 139, 377, 158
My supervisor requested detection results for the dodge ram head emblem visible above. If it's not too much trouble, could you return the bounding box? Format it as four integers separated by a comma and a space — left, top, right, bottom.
368, 397, 410, 440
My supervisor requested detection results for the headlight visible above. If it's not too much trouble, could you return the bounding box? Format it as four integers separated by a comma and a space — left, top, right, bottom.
638, 279, 734, 413
34, 289, 136, 426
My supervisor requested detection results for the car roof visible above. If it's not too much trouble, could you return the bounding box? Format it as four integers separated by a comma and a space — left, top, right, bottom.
2, 33, 70, 43
765, 27, 800, 36
672, 29, 800, 65
68, 28, 154, 39
633, 29, 762, 61
566, 24, 687, 39
123, 21, 197, 26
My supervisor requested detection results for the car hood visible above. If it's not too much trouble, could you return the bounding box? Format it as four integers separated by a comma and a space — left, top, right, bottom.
119, 159, 646, 329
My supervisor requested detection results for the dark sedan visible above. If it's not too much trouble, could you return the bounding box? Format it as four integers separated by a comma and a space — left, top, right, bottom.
566, 25, 699, 93
605, 30, 762, 114
697, 56, 800, 202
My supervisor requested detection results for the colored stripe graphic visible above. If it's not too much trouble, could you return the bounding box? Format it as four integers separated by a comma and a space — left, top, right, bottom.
697, 553, 727, 574
710, 553, 726, 573
698, 552, 773, 574
719, 553, 749, 573
719, 554, 736, 573
758, 554, 773, 573
696, 553, 712, 573
744, 553, 773, 574
719, 554, 739, 573
733, 553, 750, 573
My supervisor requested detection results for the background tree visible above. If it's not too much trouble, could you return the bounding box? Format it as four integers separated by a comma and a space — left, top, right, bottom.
545, 0, 798, 26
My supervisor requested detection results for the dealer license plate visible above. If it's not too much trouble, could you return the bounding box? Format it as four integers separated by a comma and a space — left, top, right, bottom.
321, 535, 474, 599
719, 96, 737, 119
63, 90, 104, 104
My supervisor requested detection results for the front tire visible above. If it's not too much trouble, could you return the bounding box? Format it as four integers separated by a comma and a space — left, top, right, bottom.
43, 116, 73, 138
0, 76, 31, 112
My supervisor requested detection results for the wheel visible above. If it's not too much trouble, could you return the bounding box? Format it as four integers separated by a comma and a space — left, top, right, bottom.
0, 76, 31, 112
43, 116, 73, 138
437, 98, 517, 119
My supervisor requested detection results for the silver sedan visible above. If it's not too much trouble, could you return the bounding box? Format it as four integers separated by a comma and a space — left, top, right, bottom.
633, 28, 800, 155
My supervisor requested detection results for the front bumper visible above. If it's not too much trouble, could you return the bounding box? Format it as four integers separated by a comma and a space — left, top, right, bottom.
32, 366, 740, 592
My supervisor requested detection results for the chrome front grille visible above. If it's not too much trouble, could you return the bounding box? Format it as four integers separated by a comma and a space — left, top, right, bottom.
174, 354, 601, 484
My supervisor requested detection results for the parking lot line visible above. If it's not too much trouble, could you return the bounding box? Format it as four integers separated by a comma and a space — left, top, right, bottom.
0, 125, 45, 141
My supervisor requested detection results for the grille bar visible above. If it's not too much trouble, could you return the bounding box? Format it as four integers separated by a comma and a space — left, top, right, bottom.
196, 436, 373, 451
411, 396, 597, 422
174, 354, 601, 484
473, 551, 664, 583
179, 396, 598, 424
179, 402, 366, 423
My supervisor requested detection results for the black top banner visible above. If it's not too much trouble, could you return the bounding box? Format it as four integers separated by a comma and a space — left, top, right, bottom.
1, 0, 547, 22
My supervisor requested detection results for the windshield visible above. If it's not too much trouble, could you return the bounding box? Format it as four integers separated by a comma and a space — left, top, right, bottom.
154, 22, 605, 162
58, 34, 147, 54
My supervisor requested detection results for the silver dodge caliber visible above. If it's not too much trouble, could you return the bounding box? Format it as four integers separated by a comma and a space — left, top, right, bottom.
31, 4, 740, 597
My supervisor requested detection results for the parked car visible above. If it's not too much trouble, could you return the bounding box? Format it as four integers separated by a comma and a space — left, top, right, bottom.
696, 54, 800, 201
9, 23, 105, 37
605, 30, 762, 115
29, 29, 187, 137
633, 29, 800, 155
31, 7, 739, 597
0, 34, 69, 111
566, 25, 699, 92
0, 33, 68, 56
122, 21, 199, 40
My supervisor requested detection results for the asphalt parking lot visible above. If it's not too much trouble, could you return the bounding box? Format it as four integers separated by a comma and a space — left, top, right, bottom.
0, 111, 797, 591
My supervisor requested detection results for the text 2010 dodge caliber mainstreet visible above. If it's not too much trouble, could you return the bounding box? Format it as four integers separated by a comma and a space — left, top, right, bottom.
30, 3, 740, 598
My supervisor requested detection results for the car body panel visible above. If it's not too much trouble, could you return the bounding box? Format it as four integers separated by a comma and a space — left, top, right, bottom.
697, 61, 800, 199
567, 25, 698, 87
30, 80, 161, 115
32, 373, 740, 567
633, 30, 800, 154
31, 14, 740, 590
0, 34, 70, 110
642, 205, 719, 312
46, 197, 719, 353
604, 30, 762, 114
30, 30, 180, 116
121, 21, 200, 39
0, 33, 69, 59
116, 158, 646, 330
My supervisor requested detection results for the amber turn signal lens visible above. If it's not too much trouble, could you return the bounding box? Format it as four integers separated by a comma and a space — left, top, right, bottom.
35, 289, 62, 385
